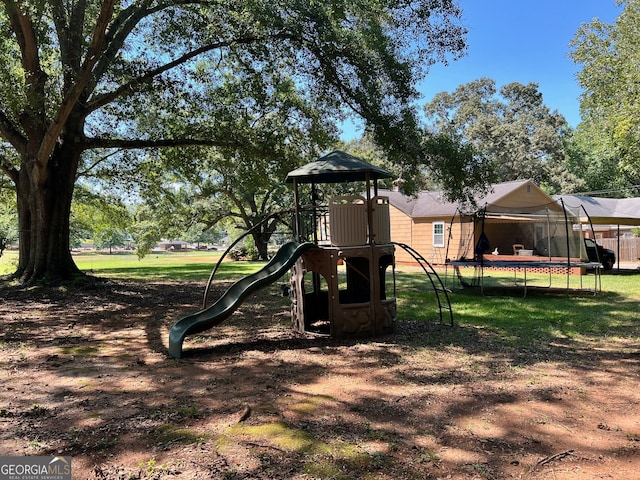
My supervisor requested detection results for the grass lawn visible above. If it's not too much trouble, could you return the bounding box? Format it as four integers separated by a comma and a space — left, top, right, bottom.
0, 249, 262, 281
3, 250, 639, 332
3, 249, 638, 347
396, 268, 640, 348
0, 250, 17, 276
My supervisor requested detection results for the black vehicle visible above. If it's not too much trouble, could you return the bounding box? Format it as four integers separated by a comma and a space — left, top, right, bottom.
584, 238, 616, 270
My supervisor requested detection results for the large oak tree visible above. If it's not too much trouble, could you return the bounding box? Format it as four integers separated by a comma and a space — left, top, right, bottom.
422, 78, 575, 192
0, 0, 467, 284
569, 0, 640, 192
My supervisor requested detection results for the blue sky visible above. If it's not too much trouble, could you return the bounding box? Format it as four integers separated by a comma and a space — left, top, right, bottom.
342, 0, 623, 140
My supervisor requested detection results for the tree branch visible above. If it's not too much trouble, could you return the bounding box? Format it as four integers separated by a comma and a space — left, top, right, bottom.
84, 136, 242, 150
86, 31, 294, 113
3, 0, 40, 73
259, 189, 274, 215
50, 1, 72, 71
304, 41, 368, 119
201, 213, 233, 230
88, 0, 156, 92
4, 0, 47, 134
36, 0, 116, 166
91, 1, 234, 90
0, 108, 27, 154
51, 0, 88, 81
76, 149, 122, 177
218, 186, 251, 228
0, 152, 19, 184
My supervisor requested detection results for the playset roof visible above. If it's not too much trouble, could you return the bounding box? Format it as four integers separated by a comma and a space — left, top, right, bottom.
286, 150, 392, 184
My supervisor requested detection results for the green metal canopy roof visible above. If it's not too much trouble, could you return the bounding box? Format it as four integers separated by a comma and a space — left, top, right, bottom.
285, 150, 393, 184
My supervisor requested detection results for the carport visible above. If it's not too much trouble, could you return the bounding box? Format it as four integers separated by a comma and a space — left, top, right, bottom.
557, 195, 640, 269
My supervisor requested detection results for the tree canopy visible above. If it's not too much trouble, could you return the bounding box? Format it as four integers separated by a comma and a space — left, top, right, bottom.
569, 0, 640, 190
422, 78, 579, 193
0, 0, 467, 284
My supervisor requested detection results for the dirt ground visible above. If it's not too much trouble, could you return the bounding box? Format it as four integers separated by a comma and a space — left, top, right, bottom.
1, 278, 639, 480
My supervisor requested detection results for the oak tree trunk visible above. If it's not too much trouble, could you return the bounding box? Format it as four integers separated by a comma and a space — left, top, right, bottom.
252, 231, 270, 261
15, 142, 83, 284
251, 217, 280, 261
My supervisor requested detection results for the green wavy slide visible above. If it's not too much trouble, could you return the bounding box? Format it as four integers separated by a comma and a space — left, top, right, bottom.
169, 241, 314, 358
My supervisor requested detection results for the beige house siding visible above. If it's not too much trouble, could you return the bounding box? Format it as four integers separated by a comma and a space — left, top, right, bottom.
389, 205, 412, 263
489, 182, 559, 210
447, 218, 475, 261
390, 208, 471, 265
409, 218, 474, 265
413, 218, 443, 264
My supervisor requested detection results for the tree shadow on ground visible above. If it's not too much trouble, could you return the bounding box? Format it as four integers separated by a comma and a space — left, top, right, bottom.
1, 279, 639, 479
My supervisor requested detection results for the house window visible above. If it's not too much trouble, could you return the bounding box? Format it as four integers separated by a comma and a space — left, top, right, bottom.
433, 222, 445, 247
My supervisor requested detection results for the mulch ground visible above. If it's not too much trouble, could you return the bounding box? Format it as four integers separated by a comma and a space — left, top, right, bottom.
1, 279, 639, 479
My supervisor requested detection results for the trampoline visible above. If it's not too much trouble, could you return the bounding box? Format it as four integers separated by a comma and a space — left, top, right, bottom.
446, 198, 603, 297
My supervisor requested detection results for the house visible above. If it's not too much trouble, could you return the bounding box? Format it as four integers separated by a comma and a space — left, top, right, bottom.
385, 180, 572, 265
385, 180, 640, 266
156, 239, 190, 251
